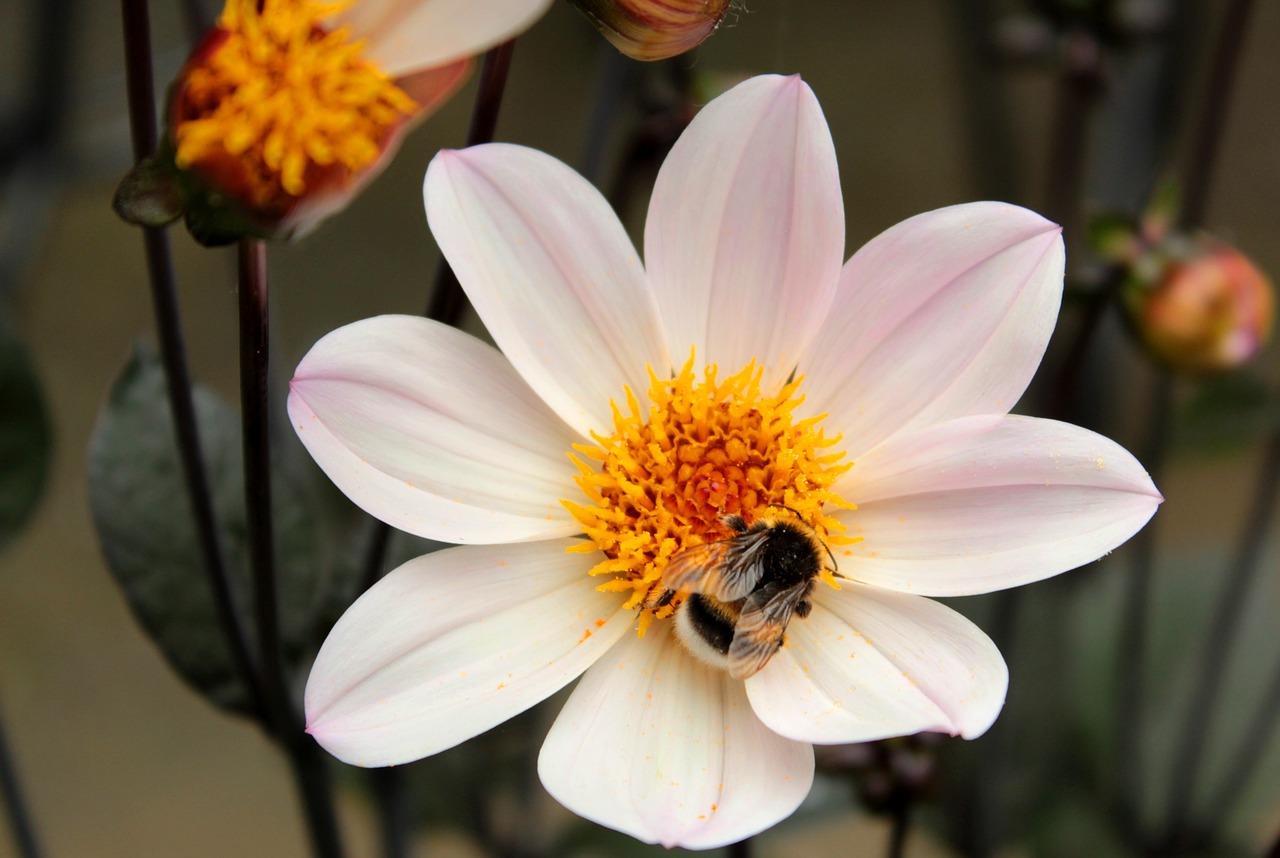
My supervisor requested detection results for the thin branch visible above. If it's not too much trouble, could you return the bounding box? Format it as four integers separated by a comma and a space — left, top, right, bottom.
119, 0, 265, 716
370, 767, 410, 858
238, 238, 346, 858
1200, 641, 1280, 832
1112, 372, 1173, 846
237, 238, 291, 733
1158, 0, 1263, 845
1163, 427, 1280, 840
0, 696, 40, 858
1177, 0, 1257, 230
887, 799, 912, 858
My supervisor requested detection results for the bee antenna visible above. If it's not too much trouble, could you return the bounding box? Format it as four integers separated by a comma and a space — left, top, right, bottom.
766, 502, 809, 524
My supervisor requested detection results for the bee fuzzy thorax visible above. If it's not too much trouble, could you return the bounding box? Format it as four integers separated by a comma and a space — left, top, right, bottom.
666, 515, 833, 678
562, 355, 858, 674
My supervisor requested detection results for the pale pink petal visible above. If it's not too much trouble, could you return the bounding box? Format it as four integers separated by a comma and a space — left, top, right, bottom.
645, 74, 844, 388
425, 144, 670, 438
830, 587, 1007, 739
538, 623, 813, 848
744, 600, 954, 744
289, 315, 581, 544
801, 202, 1064, 457
334, 0, 553, 78
305, 539, 629, 767
832, 414, 1163, 596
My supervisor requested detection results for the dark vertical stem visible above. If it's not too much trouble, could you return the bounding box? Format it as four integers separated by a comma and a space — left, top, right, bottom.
579, 46, 638, 186
1200, 644, 1280, 830
289, 739, 347, 858
1164, 429, 1280, 840
727, 836, 752, 858
358, 516, 394, 595
370, 767, 410, 858
1177, 0, 1256, 230
238, 238, 346, 858
0, 0, 72, 171
967, 590, 1020, 857
1043, 35, 1104, 248
949, 0, 1022, 201
888, 799, 911, 858
237, 238, 291, 733
1049, 266, 1126, 424
120, 0, 264, 715
424, 40, 516, 324
1157, 0, 1261, 846
1112, 372, 1172, 846
0, 697, 40, 858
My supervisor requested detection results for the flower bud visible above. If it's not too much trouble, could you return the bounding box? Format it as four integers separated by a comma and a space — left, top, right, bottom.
1129, 243, 1274, 373
570, 0, 734, 61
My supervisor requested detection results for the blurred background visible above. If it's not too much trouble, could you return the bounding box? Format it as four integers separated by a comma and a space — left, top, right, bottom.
1, 0, 1278, 855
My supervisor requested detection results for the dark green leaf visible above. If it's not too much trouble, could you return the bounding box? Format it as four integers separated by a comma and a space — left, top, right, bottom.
88, 343, 351, 714
0, 309, 52, 552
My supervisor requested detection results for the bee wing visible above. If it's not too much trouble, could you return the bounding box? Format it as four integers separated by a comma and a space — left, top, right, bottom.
663, 532, 769, 602
726, 582, 809, 680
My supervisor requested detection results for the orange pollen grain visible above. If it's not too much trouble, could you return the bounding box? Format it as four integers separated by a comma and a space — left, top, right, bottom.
562, 355, 856, 627
173, 0, 415, 203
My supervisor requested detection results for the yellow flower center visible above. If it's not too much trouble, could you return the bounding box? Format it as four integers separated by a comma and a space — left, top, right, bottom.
564, 357, 856, 634
173, 0, 415, 204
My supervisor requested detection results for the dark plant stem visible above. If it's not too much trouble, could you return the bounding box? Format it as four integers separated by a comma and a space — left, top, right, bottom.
370, 767, 410, 858
238, 239, 346, 858
288, 738, 347, 858
1163, 427, 1280, 844
237, 238, 292, 735
1049, 266, 1126, 424
358, 516, 394, 595
1112, 372, 1173, 847
1177, 0, 1256, 230
728, 836, 752, 858
1201, 628, 1280, 831
948, 0, 1022, 202
888, 799, 912, 858
965, 583, 1022, 857
1043, 31, 1105, 251
1157, 0, 1260, 847
424, 39, 516, 324
0, 697, 40, 858
579, 46, 639, 186
119, 0, 265, 716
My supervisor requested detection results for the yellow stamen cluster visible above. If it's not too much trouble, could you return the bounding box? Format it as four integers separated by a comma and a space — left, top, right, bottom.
564, 357, 855, 632
174, 0, 416, 204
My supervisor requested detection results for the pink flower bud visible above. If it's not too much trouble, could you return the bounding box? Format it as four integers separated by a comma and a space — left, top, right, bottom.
570, 0, 734, 61
1132, 243, 1274, 373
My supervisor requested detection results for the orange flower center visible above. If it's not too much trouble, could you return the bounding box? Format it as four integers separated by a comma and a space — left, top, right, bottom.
564, 357, 856, 634
172, 0, 415, 205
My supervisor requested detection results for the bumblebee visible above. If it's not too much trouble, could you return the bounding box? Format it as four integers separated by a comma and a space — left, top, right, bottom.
663, 512, 836, 679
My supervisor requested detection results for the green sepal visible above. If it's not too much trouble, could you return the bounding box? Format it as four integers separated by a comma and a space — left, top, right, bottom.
112, 143, 186, 228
